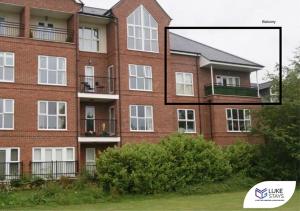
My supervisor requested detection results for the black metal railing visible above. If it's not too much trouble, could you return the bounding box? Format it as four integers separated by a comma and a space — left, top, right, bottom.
30, 161, 78, 180
0, 21, 24, 37
30, 25, 73, 43
80, 76, 116, 95
84, 163, 97, 176
0, 162, 23, 181
205, 83, 258, 97
81, 119, 117, 137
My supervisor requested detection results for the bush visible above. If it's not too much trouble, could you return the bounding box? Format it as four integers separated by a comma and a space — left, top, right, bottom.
224, 141, 258, 175
97, 134, 232, 194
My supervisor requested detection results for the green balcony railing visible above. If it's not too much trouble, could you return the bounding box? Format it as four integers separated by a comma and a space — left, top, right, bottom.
205, 84, 258, 97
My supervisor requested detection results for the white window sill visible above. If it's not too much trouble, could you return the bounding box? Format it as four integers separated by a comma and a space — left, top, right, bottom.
38, 83, 67, 87
127, 48, 159, 54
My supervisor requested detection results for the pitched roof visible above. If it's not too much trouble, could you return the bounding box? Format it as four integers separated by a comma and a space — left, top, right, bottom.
79, 6, 111, 17
170, 33, 264, 68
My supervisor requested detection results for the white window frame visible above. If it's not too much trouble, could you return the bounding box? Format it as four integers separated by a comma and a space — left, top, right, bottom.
32, 147, 75, 162
216, 75, 241, 87
177, 109, 196, 133
127, 5, 159, 53
0, 99, 14, 130
129, 64, 153, 92
130, 105, 154, 132
38, 101, 67, 131
79, 26, 100, 53
0, 52, 15, 83
0, 148, 20, 180
38, 55, 67, 86
176, 72, 194, 96
226, 108, 251, 133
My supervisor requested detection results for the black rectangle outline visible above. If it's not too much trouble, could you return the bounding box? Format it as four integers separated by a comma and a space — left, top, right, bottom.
164, 27, 282, 105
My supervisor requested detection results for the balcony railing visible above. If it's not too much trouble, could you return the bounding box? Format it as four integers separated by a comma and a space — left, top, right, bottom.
0, 21, 24, 37
80, 76, 116, 95
84, 163, 97, 176
0, 162, 23, 181
30, 25, 73, 43
30, 161, 78, 179
80, 119, 117, 137
205, 84, 258, 97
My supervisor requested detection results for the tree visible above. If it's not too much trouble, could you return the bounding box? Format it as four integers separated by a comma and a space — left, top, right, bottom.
251, 47, 300, 180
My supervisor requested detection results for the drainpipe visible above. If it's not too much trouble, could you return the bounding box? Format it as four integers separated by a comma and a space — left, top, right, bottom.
208, 100, 214, 140
256, 70, 260, 97
196, 54, 202, 135
210, 65, 215, 95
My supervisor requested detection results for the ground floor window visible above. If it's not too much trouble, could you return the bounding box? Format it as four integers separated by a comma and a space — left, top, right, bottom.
0, 148, 20, 180
226, 108, 251, 132
177, 109, 196, 133
85, 148, 96, 175
32, 147, 75, 179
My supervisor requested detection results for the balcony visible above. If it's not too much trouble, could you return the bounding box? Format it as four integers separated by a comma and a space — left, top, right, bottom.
30, 25, 73, 43
78, 119, 120, 143
0, 21, 23, 38
0, 162, 23, 181
205, 84, 258, 97
30, 161, 78, 179
78, 76, 119, 101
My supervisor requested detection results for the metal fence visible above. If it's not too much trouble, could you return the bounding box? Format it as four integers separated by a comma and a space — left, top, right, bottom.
81, 119, 117, 137
79, 76, 116, 94
0, 162, 23, 181
0, 21, 23, 37
30, 26, 73, 43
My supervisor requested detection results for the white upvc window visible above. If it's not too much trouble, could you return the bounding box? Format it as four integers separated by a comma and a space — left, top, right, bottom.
130, 105, 153, 132
226, 108, 251, 132
79, 26, 100, 52
0, 52, 14, 82
0, 99, 14, 130
129, 64, 152, 91
176, 72, 194, 96
38, 101, 67, 130
38, 56, 67, 86
216, 75, 240, 87
0, 148, 20, 180
127, 5, 159, 53
177, 109, 196, 133
32, 147, 75, 179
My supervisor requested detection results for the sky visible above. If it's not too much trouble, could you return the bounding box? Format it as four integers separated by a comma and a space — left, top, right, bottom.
81, 0, 300, 83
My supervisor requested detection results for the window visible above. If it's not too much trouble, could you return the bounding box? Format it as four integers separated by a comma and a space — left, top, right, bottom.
129, 64, 152, 91
0, 52, 14, 82
127, 5, 158, 52
177, 109, 196, 133
0, 148, 20, 180
0, 99, 14, 130
79, 26, 100, 52
32, 147, 75, 179
176, 72, 194, 96
38, 56, 67, 86
36, 22, 54, 41
38, 101, 67, 130
226, 109, 251, 132
216, 75, 240, 87
130, 105, 153, 132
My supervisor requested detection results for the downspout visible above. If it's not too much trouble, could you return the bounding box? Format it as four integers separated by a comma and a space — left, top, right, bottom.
208, 100, 213, 140
195, 54, 202, 135
75, 12, 80, 170
115, 16, 122, 147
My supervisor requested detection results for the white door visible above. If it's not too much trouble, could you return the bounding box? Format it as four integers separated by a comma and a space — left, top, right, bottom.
85, 106, 96, 133
85, 148, 96, 173
108, 66, 114, 94
85, 66, 95, 92
109, 106, 116, 136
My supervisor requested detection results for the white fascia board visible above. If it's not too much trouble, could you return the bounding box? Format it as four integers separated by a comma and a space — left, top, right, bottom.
78, 137, 120, 143
78, 93, 119, 100
210, 61, 262, 70
170, 50, 198, 57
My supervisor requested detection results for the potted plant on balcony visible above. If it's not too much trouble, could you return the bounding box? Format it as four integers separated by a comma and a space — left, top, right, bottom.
99, 123, 109, 137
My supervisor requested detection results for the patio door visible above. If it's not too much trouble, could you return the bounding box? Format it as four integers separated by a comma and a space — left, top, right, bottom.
0, 150, 6, 180
108, 65, 114, 94
85, 106, 95, 134
37, 22, 54, 40
85, 148, 96, 173
109, 106, 116, 136
0, 17, 5, 36
85, 66, 95, 92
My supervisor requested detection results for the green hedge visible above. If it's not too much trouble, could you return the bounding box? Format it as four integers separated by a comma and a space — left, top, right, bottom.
97, 134, 232, 194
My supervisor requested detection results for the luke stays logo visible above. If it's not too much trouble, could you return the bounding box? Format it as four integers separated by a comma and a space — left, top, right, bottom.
243, 181, 296, 208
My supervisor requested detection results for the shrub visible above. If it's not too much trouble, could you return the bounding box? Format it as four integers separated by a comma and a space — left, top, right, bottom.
97, 134, 232, 194
224, 141, 258, 175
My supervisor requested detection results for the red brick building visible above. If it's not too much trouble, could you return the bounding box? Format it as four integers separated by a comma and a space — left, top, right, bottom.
0, 0, 263, 179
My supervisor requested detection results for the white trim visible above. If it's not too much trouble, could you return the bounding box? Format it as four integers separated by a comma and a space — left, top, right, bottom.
216, 75, 241, 87
85, 106, 95, 133
170, 50, 198, 57
78, 137, 120, 143
210, 61, 262, 70
108, 65, 114, 94
175, 72, 194, 96
79, 26, 101, 53
78, 93, 119, 100
177, 109, 196, 133
0, 52, 15, 83
130, 105, 154, 132
37, 101, 67, 131
32, 147, 75, 162
225, 108, 252, 133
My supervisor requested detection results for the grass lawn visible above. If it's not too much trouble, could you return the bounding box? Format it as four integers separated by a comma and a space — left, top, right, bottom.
11, 189, 300, 211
